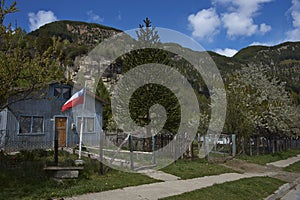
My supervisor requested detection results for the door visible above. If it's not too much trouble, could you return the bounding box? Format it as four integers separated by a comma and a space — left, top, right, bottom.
55, 117, 67, 147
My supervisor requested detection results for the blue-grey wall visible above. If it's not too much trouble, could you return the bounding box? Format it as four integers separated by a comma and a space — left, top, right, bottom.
4, 83, 103, 152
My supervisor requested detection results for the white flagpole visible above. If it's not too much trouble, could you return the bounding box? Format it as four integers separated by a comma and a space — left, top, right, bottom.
78, 81, 87, 160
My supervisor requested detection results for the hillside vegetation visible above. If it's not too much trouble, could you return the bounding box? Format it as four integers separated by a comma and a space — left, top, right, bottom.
28, 20, 300, 104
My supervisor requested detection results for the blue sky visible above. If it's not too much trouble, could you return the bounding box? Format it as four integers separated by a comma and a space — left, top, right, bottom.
3, 0, 300, 57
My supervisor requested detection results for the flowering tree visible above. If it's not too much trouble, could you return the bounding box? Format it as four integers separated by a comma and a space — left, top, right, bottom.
226, 64, 300, 152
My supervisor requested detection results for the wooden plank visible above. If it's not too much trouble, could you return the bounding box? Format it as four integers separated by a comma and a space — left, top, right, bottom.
44, 166, 84, 171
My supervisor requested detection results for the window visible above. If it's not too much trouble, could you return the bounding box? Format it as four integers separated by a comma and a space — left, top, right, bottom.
53, 85, 71, 99
77, 117, 95, 133
54, 87, 61, 98
62, 87, 71, 99
19, 115, 44, 134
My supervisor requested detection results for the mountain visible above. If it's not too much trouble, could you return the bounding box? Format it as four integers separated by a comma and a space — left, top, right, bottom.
27, 20, 122, 67
233, 42, 300, 102
28, 20, 122, 48
28, 20, 300, 104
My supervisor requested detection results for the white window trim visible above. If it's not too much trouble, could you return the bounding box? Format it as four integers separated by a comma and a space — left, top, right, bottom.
76, 116, 96, 134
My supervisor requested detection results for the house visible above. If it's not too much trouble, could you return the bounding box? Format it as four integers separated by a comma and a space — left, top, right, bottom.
0, 82, 104, 152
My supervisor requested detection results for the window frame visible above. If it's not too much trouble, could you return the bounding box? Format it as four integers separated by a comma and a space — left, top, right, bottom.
18, 114, 45, 135
52, 84, 72, 100
76, 116, 96, 134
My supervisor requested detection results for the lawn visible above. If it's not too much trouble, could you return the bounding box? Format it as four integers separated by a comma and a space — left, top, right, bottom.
283, 161, 300, 173
160, 177, 285, 200
238, 148, 300, 165
0, 150, 159, 200
161, 158, 236, 179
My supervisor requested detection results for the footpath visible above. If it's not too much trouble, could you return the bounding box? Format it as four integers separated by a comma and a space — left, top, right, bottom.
65, 155, 300, 200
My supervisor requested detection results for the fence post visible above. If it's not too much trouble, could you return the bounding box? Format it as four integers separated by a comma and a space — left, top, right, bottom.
232, 134, 236, 157
152, 129, 156, 164
249, 137, 252, 156
197, 133, 201, 158
256, 136, 260, 156
99, 130, 104, 175
129, 133, 134, 170
205, 135, 210, 161
272, 139, 275, 153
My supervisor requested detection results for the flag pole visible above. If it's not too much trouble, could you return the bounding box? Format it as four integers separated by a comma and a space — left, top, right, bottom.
78, 81, 87, 160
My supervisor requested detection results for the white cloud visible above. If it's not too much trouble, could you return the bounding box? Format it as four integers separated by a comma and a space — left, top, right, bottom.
28, 10, 58, 31
259, 23, 272, 34
286, 0, 300, 41
222, 12, 258, 37
215, 0, 273, 37
250, 41, 281, 46
215, 48, 238, 57
188, 8, 221, 41
87, 10, 104, 23
188, 0, 272, 40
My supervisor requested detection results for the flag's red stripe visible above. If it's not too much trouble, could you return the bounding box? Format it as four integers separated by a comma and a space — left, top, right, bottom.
61, 95, 84, 112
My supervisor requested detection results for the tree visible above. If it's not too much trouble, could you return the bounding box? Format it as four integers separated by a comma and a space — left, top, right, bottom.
118, 17, 179, 151
96, 79, 112, 130
0, 0, 64, 110
0, 0, 17, 25
226, 64, 300, 153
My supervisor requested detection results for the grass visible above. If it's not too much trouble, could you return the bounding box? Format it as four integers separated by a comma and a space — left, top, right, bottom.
161, 158, 236, 179
284, 161, 300, 173
0, 150, 159, 200
238, 148, 300, 165
160, 177, 285, 200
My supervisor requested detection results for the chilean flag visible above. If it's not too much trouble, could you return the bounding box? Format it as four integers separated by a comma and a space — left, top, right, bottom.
61, 88, 85, 112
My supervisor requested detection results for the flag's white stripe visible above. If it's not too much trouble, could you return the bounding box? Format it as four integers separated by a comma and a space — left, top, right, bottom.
64, 88, 85, 105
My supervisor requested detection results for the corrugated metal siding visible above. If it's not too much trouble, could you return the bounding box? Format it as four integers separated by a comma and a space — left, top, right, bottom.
0, 108, 7, 150
4, 106, 53, 152
4, 84, 103, 152
71, 93, 102, 147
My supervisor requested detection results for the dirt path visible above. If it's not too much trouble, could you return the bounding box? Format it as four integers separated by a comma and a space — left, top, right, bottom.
222, 156, 300, 183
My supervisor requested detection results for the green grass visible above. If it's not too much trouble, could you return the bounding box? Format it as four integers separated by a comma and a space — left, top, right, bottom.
160, 177, 285, 200
284, 161, 300, 173
238, 148, 300, 165
0, 150, 159, 200
161, 158, 236, 179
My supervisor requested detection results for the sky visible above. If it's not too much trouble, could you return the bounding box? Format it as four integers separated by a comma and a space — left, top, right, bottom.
3, 0, 300, 57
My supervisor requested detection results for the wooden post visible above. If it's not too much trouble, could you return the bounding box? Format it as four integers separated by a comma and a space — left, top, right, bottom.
262, 138, 265, 155
129, 133, 134, 170
205, 135, 210, 161
197, 133, 201, 158
232, 134, 236, 157
272, 139, 275, 153
99, 130, 104, 175
174, 135, 177, 163
249, 137, 252, 156
256, 136, 260, 156
152, 128, 156, 164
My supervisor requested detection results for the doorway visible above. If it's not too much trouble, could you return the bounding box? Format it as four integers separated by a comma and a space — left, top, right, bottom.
55, 117, 67, 147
